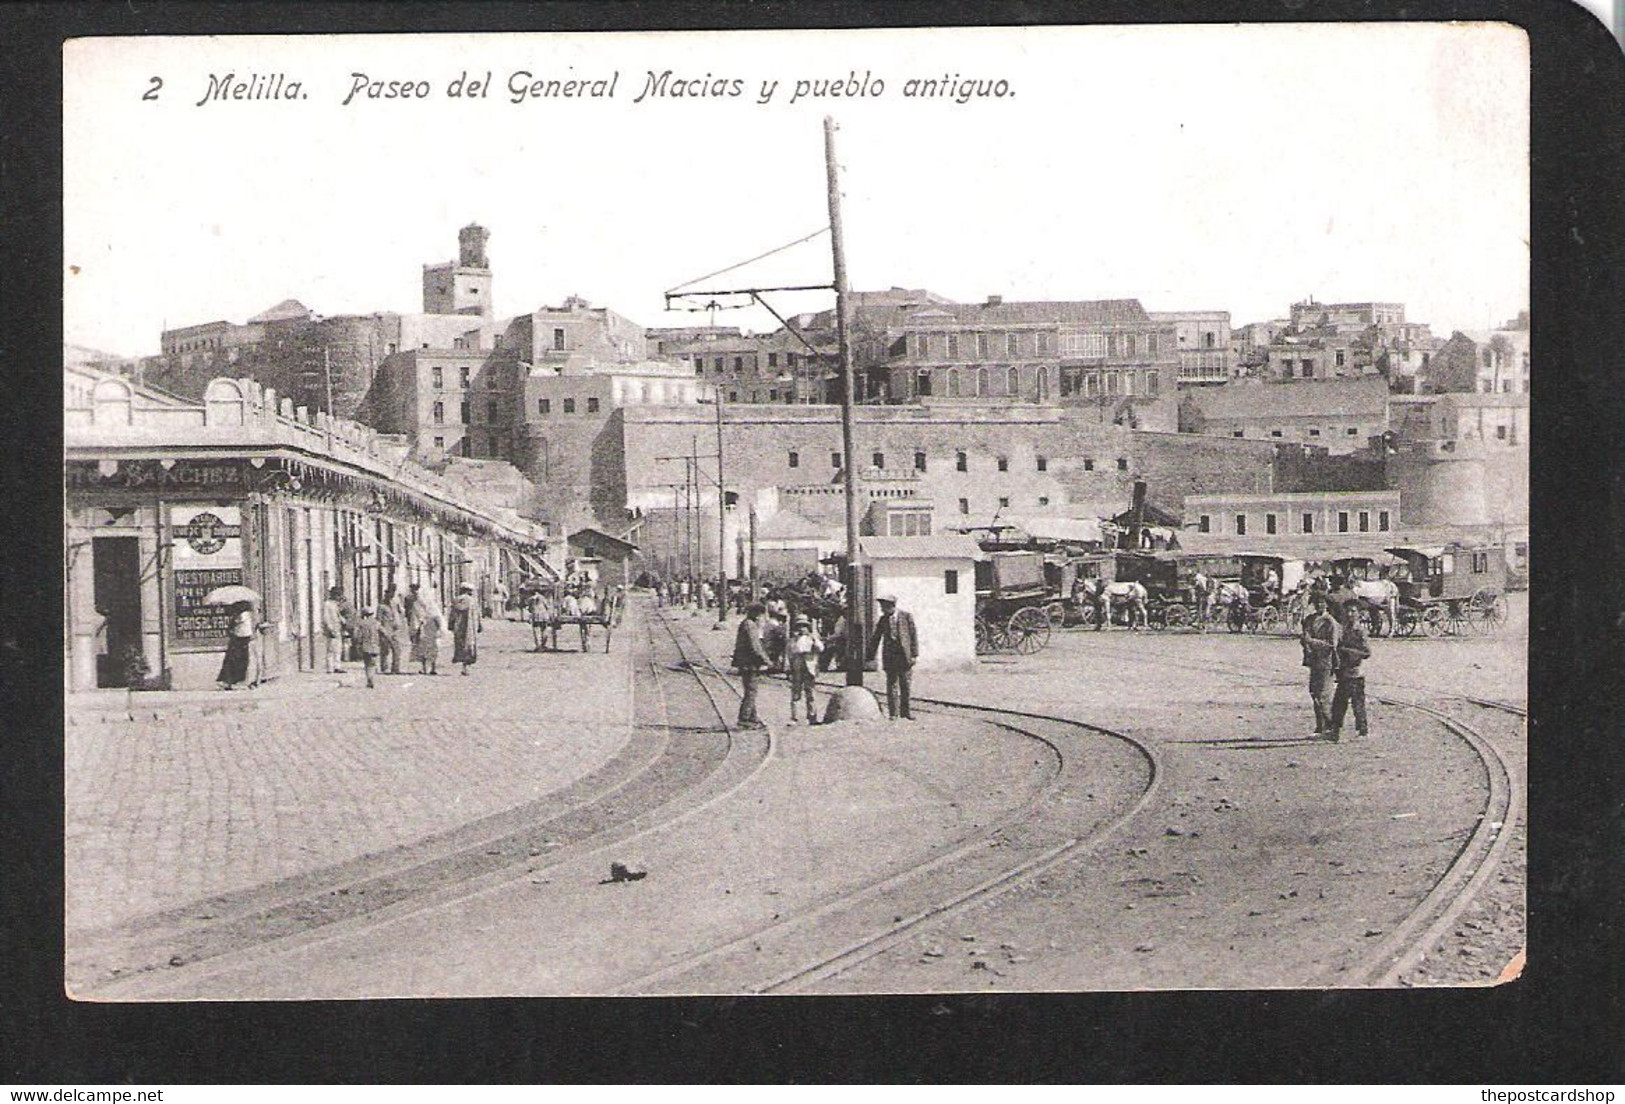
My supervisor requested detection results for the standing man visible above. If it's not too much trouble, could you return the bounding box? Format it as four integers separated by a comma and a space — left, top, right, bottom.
353, 606, 382, 689
377, 585, 406, 676
321, 586, 348, 674
730, 602, 771, 729
1299, 591, 1342, 738
867, 593, 919, 721
1327, 600, 1372, 741
1192, 571, 1211, 633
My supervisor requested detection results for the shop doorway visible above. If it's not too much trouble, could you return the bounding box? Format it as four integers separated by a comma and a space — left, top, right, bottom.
92, 536, 144, 688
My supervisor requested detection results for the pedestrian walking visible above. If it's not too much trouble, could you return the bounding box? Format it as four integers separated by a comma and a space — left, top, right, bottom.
1327, 600, 1372, 741
354, 606, 382, 688
867, 593, 919, 720
414, 599, 443, 676
377, 586, 406, 675
730, 602, 771, 729
786, 614, 823, 724
1299, 591, 1342, 738
449, 583, 480, 675
1193, 571, 1212, 633
216, 601, 255, 689
321, 586, 349, 673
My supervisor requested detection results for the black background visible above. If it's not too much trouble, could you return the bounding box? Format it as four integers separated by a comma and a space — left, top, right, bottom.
5, 0, 1622, 1085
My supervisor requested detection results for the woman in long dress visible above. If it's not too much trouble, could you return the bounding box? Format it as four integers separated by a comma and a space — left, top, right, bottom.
216, 601, 255, 689
412, 593, 443, 675
449, 584, 480, 675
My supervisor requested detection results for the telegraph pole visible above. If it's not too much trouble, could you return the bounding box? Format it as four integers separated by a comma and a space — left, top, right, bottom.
826, 115, 863, 687
713, 391, 729, 626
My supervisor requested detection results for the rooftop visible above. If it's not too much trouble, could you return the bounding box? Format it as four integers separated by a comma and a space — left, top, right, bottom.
1187, 377, 1390, 420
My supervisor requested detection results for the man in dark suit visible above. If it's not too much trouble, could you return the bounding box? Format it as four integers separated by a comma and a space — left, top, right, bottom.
730, 602, 771, 729
867, 593, 919, 720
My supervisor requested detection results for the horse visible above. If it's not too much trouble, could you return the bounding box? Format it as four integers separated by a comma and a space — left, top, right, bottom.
1349, 578, 1400, 636
1084, 578, 1149, 629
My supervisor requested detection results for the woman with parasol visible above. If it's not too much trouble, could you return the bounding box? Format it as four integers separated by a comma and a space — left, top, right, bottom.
205, 584, 261, 690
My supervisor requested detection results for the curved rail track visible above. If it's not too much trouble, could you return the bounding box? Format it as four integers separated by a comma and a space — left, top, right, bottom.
623, 613, 1161, 995
1063, 636, 1523, 986
73, 605, 772, 997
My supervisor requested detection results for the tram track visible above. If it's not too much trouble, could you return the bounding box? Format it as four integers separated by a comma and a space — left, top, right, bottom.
72, 604, 772, 998
622, 615, 1159, 995
1060, 636, 1523, 987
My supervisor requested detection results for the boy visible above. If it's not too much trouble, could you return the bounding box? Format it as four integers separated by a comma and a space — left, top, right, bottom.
787, 615, 823, 724
353, 606, 382, 689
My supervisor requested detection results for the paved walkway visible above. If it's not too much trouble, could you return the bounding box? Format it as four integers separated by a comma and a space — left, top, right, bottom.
66, 615, 634, 934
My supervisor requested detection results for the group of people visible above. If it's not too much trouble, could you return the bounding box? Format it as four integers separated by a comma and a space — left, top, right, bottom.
524, 583, 621, 651
319, 581, 481, 687
730, 592, 918, 728
1298, 591, 1372, 741
652, 577, 716, 610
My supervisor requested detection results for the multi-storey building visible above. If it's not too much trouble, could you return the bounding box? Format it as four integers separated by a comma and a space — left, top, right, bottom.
1148, 310, 1232, 385
1460, 326, 1531, 395
1288, 299, 1406, 332
1179, 377, 1391, 455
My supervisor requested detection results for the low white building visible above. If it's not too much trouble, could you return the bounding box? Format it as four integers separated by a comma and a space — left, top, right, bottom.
858, 534, 981, 671
1183, 490, 1402, 541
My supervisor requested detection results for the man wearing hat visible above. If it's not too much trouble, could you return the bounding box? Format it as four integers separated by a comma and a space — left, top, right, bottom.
867, 593, 919, 720
730, 602, 771, 729
786, 613, 824, 724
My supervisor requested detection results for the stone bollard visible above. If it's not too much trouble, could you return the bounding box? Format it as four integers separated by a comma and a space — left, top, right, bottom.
822, 685, 884, 724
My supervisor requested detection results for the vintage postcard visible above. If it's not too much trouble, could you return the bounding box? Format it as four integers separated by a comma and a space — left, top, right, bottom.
63, 24, 1528, 999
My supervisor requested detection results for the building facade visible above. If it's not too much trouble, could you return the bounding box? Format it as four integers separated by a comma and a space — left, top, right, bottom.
1183, 490, 1402, 540
1180, 378, 1391, 454
1148, 310, 1232, 385
65, 366, 551, 692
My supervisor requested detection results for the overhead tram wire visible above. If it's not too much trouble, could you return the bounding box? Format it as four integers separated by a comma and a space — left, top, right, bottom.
664, 226, 831, 304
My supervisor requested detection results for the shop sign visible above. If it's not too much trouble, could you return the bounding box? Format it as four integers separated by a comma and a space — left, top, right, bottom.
172, 567, 243, 647
170, 505, 244, 568
67, 458, 251, 490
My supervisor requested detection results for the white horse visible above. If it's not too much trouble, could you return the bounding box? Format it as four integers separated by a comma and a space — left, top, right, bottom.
1349, 578, 1400, 635
1086, 579, 1149, 629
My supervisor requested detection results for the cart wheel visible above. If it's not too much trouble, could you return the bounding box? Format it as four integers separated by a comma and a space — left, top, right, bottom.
1256, 606, 1280, 633
1077, 604, 1097, 627
1422, 605, 1446, 637
1445, 601, 1472, 637
975, 616, 993, 655
1009, 606, 1050, 653
1045, 601, 1068, 629
1165, 603, 1190, 629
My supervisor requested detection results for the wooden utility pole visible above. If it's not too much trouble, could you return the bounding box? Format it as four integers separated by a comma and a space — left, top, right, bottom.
825, 115, 863, 687
714, 392, 729, 624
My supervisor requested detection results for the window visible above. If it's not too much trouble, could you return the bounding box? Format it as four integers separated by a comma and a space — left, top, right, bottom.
946, 333, 959, 358
1472, 551, 1489, 573
1083, 459, 1094, 471
768, 389, 778, 401
872, 451, 885, 469
433, 436, 445, 450
1309, 428, 1321, 437
714, 357, 724, 372
1006, 333, 1020, 356
1496, 424, 1508, 440
1147, 371, 1159, 395
1300, 359, 1313, 377
1335, 350, 1346, 367
788, 450, 800, 468
1302, 512, 1315, 534
694, 356, 705, 372
1266, 513, 1278, 535
1008, 366, 1020, 394
728, 390, 738, 401
1338, 511, 1350, 533
553, 328, 566, 351
1036, 455, 1048, 471
831, 452, 842, 468
1379, 510, 1390, 531
977, 368, 989, 396
1147, 333, 1159, 355
768, 353, 778, 368
917, 334, 930, 358
459, 366, 470, 388
432, 401, 445, 424
1062, 332, 1106, 358
1106, 371, 1120, 395
1038, 496, 1050, 506
997, 456, 1009, 472
587, 396, 599, 414
958, 498, 970, 515
454, 337, 468, 350
976, 333, 990, 358
538, 398, 550, 415
1037, 332, 1051, 354
944, 569, 959, 595
432, 367, 444, 390
1107, 334, 1119, 357
914, 450, 927, 472
459, 401, 470, 424
563, 398, 576, 414
956, 451, 968, 472
734, 356, 744, 373
947, 369, 961, 397
487, 400, 498, 422
460, 438, 471, 457
1116, 458, 1128, 471
999, 496, 1010, 508
1124, 334, 1137, 357
1358, 511, 1370, 532
1233, 430, 1245, 438
1199, 515, 1211, 533
1235, 514, 1247, 536
1271, 429, 1284, 438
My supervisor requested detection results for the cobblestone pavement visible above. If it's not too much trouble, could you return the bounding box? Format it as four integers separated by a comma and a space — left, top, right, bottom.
66, 616, 633, 935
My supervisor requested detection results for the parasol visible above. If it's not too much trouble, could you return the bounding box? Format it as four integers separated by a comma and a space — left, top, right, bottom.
203, 584, 262, 606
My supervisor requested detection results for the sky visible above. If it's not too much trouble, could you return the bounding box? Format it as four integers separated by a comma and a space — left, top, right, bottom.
64, 24, 1529, 357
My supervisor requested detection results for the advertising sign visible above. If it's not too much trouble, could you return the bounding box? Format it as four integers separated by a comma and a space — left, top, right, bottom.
172, 567, 245, 647
170, 505, 244, 568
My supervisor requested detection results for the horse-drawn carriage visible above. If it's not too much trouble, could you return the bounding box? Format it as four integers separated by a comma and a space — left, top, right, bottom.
1384, 543, 1509, 637
525, 581, 619, 653
1217, 553, 1310, 634
1107, 551, 1247, 630
975, 551, 1059, 654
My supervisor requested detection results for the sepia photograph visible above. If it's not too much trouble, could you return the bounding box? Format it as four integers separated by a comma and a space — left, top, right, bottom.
61, 23, 1531, 1001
